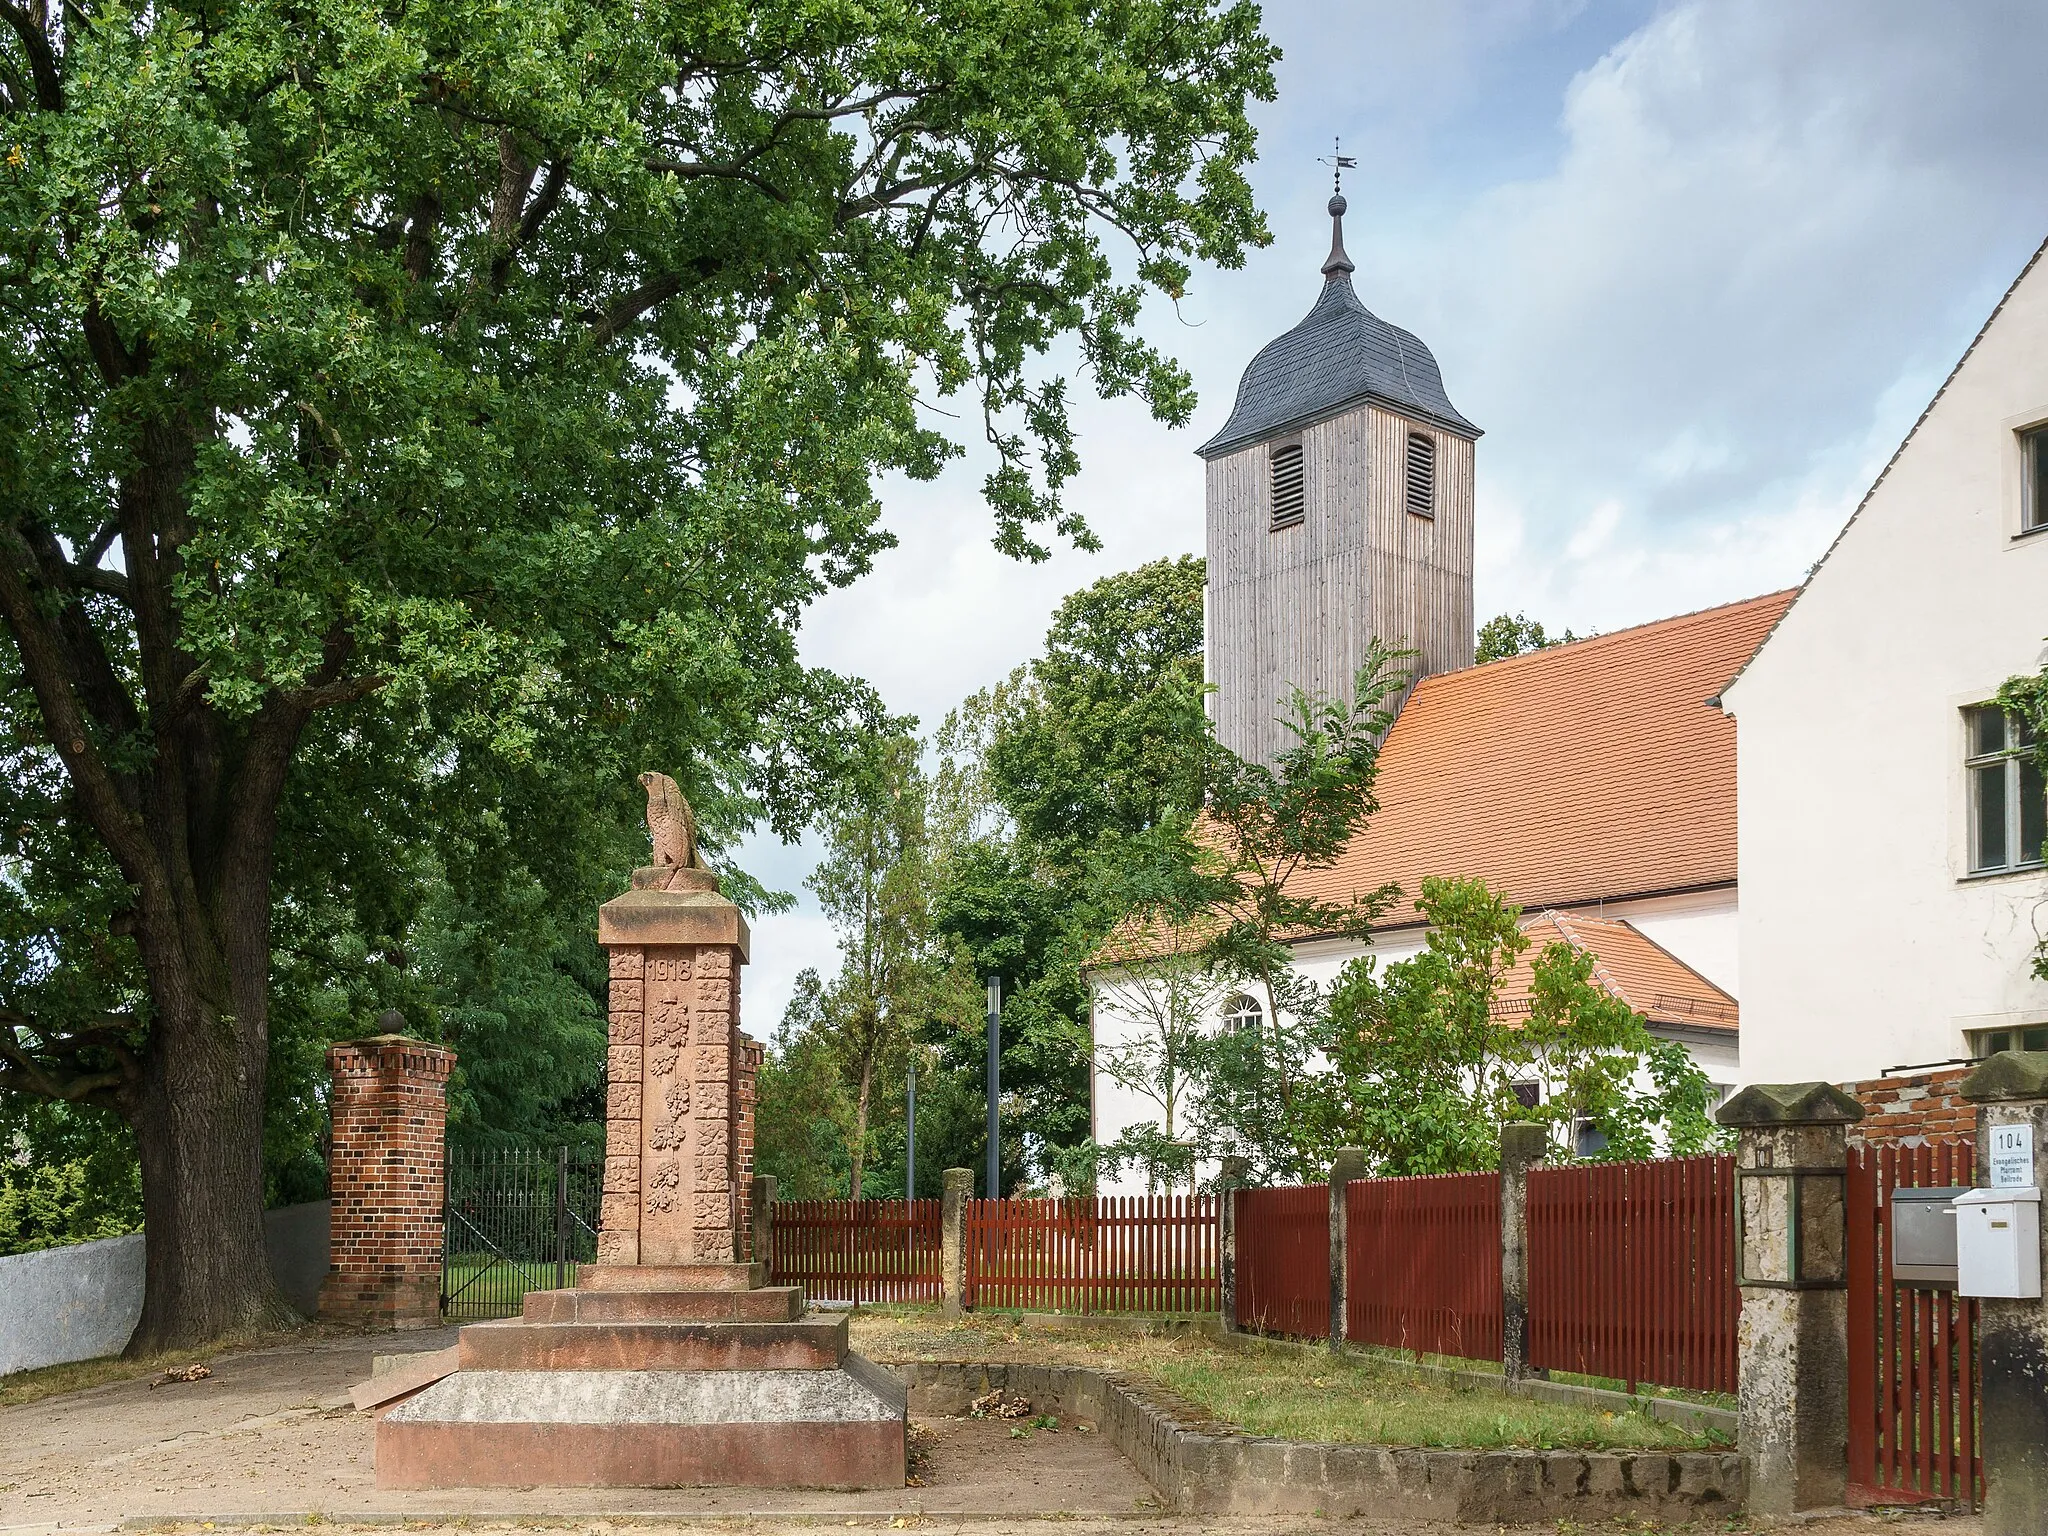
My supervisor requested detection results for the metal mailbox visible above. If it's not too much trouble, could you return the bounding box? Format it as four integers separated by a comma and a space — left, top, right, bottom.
1890, 1186, 1966, 1287
1958, 1186, 2043, 1299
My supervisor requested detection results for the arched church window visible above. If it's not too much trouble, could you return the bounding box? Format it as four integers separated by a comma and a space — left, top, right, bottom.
1221, 994, 1263, 1033
1405, 431, 1436, 518
1269, 440, 1304, 529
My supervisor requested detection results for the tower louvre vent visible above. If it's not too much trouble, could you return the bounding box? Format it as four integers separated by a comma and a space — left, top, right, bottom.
1405, 432, 1436, 518
1270, 441, 1305, 529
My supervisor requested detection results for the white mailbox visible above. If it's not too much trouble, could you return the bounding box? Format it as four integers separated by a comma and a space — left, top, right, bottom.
1956, 1186, 2042, 1299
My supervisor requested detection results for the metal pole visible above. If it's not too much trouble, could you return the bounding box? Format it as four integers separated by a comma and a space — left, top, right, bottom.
985, 976, 1001, 1199
906, 1058, 917, 1203
555, 1144, 570, 1291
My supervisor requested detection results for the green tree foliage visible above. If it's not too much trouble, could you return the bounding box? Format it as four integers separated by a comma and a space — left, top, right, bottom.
0, 1099, 142, 1255
1090, 826, 1226, 1192
0, 0, 1275, 1347
1185, 649, 1408, 1181
803, 731, 978, 1197
1997, 666, 2048, 981
1476, 613, 1582, 664
751, 971, 856, 1201
1318, 877, 1725, 1173
929, 558, 1211, 1184
984, 555, 1209, 871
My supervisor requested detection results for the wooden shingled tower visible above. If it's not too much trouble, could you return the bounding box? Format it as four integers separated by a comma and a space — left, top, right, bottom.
1201, 182, 1480, 764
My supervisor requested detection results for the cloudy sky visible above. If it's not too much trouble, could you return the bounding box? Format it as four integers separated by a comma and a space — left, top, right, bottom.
735, 0, 2048, 1031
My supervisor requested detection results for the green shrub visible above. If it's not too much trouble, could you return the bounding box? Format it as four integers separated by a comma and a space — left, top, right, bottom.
0, 1152, 142, 1256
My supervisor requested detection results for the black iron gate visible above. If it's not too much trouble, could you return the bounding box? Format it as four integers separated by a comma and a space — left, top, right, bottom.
442, 1144, 602, 1319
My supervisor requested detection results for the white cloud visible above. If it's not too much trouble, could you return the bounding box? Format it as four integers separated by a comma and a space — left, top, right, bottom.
735, 0, 2048, 1007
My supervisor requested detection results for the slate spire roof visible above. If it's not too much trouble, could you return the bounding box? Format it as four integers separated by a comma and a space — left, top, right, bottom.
1198, 194, 1480, 459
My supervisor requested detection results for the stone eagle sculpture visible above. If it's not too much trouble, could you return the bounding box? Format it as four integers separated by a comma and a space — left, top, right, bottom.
639, 771, 701, 875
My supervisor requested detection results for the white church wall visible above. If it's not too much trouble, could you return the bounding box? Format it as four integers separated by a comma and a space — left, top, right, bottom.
1725, 245, 2048, 1087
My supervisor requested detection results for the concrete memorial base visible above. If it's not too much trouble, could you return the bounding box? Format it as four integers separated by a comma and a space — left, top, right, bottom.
373, 1272, 906, 1491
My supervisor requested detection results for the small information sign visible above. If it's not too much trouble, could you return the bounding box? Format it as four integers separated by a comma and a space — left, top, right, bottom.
1991, 1123, 2035, 1189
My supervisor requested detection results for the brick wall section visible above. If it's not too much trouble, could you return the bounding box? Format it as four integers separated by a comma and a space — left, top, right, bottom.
319, 1035, 455, 1325
1843, 1066, 1975, 1146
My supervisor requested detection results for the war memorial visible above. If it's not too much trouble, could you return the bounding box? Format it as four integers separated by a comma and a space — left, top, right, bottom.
373, 774, 906, 1490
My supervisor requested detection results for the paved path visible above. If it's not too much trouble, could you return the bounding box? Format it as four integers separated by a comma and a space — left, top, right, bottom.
0, 1329, 1982, 1533
0, 1331, 1151, 1527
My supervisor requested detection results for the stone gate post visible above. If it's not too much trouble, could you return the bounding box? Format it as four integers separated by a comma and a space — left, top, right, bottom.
1716, 1081, 1862, 1517
1499, 1121, 1548, 1382
1959, 1050, 2048, 1536
1218, 1155, 1250, 1334
319, 1021, 456, 1326
1327, 1148, 1366, 1351
941, 1167, 973, 1318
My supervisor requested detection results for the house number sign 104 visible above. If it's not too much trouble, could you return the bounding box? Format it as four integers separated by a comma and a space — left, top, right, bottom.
1990, 1123, 2035, 1189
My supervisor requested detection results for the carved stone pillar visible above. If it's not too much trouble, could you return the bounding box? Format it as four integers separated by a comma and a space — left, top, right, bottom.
595, 864, 753, 1277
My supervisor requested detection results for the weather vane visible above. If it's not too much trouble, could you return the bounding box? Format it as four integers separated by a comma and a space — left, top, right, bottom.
1318, 137, 1357, 197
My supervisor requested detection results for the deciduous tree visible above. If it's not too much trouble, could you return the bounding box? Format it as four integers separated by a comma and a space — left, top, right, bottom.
1475, 613, 1582, 664
1319, 876, 1724, 1173
0, 0, 1274, 1349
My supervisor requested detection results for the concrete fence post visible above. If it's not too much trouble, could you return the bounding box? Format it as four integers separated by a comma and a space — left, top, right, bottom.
1959, 1051, 2048, 1536
1218, 1155, 1249, 1333
1715, 1081, 1863, 1517
1328, 1148, 1366, 1352
749, 1174, 776, 1271
1499, 1122, 1548, 1382
940, 1167, 973, 1318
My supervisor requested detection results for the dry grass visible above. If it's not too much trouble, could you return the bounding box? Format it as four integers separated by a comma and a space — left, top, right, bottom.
851, 1308, 1729, 1453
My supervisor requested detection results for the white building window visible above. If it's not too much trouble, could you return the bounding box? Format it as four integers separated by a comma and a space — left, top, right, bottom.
1966, 704, 2045, 874
2024, 425, 2048, 534
1221, 994, 1263, 1033
1975, 1025, 2048, 1056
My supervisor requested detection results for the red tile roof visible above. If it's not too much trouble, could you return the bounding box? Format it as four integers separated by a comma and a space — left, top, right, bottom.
1291, 590, 1796, 928
1493, 911, 1739, 1034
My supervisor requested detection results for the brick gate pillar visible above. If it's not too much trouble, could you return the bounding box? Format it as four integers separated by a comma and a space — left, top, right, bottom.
319, 1024, 456, 1326
1716, 1081, 1863, 1517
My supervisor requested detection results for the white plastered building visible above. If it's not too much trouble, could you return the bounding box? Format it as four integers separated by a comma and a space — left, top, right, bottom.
1721, 241, 2048, 1084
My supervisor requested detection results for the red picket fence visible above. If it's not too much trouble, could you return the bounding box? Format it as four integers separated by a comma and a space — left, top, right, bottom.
1525, 1154, 1738, 1395
771, 1198, 942, 1303
1847, 1139, 1981, 1509
1345, 1171, 1502, 1361
966, 1195, 1218, 1313
1233, 1184, 1330, 1338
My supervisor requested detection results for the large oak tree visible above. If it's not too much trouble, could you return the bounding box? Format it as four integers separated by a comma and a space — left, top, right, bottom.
0, 0, 1273, 1349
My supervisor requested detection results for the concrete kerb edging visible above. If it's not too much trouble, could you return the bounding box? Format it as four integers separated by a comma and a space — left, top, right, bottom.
888, 1359, 1745, 1523
105, 1516, 1170, 1531
1221, 1325, 1738, 1437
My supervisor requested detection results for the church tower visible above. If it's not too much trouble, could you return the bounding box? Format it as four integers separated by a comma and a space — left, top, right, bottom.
1201, 190, 1480, 764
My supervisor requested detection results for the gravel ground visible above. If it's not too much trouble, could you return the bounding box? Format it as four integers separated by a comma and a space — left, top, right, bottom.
0, 1324, 1985, 1534
0, 1330, 1152, 1526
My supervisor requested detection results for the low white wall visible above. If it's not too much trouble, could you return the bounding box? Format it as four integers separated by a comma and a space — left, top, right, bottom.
0, 1200, 332, 1376
0, 1230, 145, 1376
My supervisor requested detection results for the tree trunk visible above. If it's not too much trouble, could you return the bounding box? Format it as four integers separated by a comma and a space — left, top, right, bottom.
127, 996, 293, 1354
850, 1051, 873, 1202
122, 804, 298, 1354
